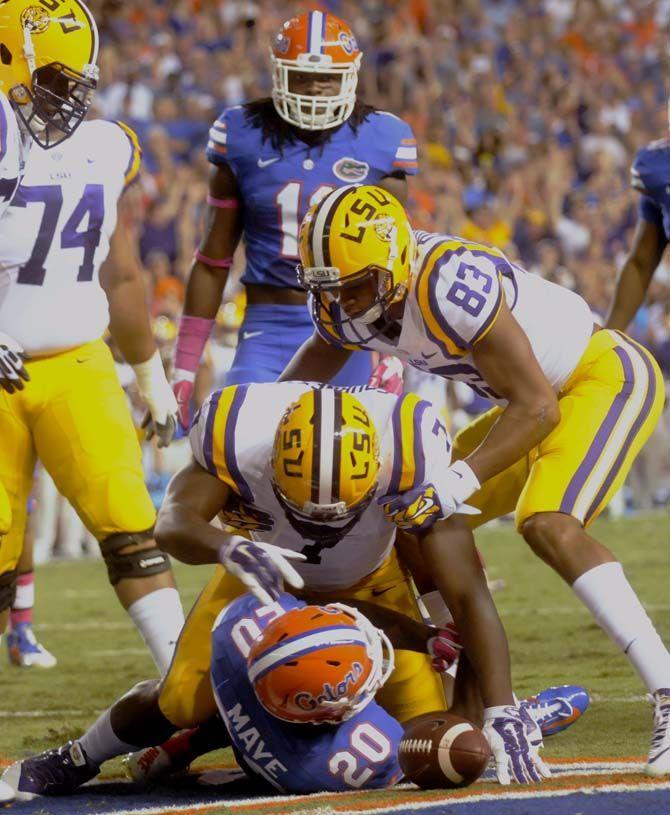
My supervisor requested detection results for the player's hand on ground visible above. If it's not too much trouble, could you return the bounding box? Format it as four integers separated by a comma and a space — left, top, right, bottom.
143, 409, 178, 449
426, 621, 462, 672
172, 372, 195, 430
483, 706, 547, 785
0, 332, 30, 394
519, 700, 552, 779
218, 536, 306, 605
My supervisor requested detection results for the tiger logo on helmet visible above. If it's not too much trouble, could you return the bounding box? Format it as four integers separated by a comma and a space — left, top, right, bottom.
0, 0, 99, 148
247, 602, 393, 724
297, 185, 416, 342
271, 387, 379, 544
270, 10, 361, 131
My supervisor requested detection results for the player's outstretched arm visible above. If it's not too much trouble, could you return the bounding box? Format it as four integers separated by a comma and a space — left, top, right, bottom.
154, 460, 233, 565
605, 217, 665, 330
101, 194, 178, 447
173, 164, 243, 427
278, 329, 352, 383
468, 301, 560, 485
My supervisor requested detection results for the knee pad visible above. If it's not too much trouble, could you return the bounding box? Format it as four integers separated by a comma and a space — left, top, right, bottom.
0, 569, 17, 613
99, 530, 171, 586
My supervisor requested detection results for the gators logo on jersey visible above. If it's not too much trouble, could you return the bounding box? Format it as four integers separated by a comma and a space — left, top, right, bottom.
332, 157, 369, 182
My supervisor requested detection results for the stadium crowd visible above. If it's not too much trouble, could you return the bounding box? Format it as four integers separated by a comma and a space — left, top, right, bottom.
33, 0, 670, 559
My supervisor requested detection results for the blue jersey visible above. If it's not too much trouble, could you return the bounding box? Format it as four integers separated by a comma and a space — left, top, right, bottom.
211, 592, 403, 794
206, 104, 417, 289
631, 138, 670, 247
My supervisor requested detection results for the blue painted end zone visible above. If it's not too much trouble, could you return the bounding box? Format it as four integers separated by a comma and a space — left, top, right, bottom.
391, 788, 670, 815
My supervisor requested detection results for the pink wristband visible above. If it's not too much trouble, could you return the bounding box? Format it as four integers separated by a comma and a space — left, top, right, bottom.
207, 194, 239, 209
174, 315, 215, 374
195, 249, 233, 268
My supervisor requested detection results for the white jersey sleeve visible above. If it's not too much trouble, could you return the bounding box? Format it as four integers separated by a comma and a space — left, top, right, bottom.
0, 92, 23, 218
415, 241, 507, 356
0, 119, 142, 355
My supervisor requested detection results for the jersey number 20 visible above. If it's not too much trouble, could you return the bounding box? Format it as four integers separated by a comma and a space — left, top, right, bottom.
14, 184, 105, 286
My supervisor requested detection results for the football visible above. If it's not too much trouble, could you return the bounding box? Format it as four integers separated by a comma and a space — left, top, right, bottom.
397, 711, 491, 789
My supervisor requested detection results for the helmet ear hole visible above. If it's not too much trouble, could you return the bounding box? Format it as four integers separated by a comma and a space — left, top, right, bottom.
0, 44, 12, 66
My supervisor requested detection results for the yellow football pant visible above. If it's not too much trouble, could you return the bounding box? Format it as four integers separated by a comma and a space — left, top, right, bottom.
159, 550, 446, 728
0, 339, 156, 576
0, 482, 10, 537
453, 330, 664, 529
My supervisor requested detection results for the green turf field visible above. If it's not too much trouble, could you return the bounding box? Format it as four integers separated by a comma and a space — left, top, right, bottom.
1, 512, 668, 772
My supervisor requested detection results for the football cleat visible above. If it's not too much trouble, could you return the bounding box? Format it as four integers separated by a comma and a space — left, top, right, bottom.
0, 778, 14, 804
1, 740, 99, 800
123, 745, 175, 785
520, 684, 590, 737
645, 688, 670, 776
6, 622, 57, 668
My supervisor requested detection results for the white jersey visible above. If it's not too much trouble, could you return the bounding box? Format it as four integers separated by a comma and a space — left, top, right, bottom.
311, 231, 594, 402
0, 91, 25, 218
0, 118, 142, 355
190, 382, 452, 591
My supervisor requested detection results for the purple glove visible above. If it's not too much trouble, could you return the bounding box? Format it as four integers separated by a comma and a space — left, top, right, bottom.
483, 706, 545, 785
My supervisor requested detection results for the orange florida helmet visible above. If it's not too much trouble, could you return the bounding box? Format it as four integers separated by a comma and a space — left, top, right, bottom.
270, 10, 361, 131
247, 603, 393, 725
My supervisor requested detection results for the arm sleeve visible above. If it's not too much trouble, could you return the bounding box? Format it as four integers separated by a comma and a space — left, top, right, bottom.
206, 107, 238, 174
387, 395, 452, 494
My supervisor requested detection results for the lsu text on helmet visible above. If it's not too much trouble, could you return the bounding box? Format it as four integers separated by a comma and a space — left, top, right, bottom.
0, 0, 99, 148
298, 185, 415, 341
270, 9, 361, 131
248, 602, 394, 724
271, 386, 380, 542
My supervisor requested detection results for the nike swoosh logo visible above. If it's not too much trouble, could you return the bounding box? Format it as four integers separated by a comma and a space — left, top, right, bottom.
371, 586, 393, 597
421, 351, 437, 359
242, 331, 264, 340
257, 157, 279, 168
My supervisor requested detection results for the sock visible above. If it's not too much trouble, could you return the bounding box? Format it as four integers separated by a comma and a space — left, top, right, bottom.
79, 708, 137, 765
127, 588, 184, 675
572, 562, 670, 692
10, 572, 34, 628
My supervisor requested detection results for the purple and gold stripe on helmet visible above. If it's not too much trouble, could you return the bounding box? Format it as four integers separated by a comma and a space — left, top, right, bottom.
307, 10, 326, 54
559, 334, 660, 523
583, 336, 660, 524
311, 388, 322, 504
388, 394, 430, 494
204, 385, 253, 501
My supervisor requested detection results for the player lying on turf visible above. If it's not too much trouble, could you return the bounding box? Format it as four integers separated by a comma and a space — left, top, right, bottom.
279, 185, 670, 776
3, 383, 581, 798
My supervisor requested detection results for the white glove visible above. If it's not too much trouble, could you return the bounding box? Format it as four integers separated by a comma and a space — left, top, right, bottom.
133, 351, 179, 447
432, 459, 481, 519
0, 331, 29, 394
219, 536, 306, 606
483, 705, 548, 785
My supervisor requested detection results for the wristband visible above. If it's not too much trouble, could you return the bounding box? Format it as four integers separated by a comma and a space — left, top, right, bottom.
207, 195, 239, 209
419, 590, 454, 627
132, 350, 169, 401
174, 315, 214, 374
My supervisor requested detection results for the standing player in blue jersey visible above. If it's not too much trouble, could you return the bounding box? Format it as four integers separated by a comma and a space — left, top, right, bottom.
171, 9, 418, 426
606, 135, 670, 330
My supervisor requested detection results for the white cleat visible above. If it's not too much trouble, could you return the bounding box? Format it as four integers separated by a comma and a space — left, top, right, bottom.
645, 688, 670, 776
7, 623, 57, 669
0, 778, 15, 803
123, 746, 174, 785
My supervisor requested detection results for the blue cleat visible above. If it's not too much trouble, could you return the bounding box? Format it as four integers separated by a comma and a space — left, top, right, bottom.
520, 684, 590, 737
6, 622, 57, 668
1, 741, 99, 800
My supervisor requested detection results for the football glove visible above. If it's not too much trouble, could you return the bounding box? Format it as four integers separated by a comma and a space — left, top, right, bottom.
219, 536, 306, 606
483, 705, 548, 785
133, 351, 179, 448
368, 355, 404, 395
172, 373, 195, 430
426, 622, 462, 673
0, 332, 29, 394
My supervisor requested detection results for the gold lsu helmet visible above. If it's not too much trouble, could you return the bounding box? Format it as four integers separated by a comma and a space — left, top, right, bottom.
0, 0, 99, 148
272, 387, 379, 545
297, 184, 415, 341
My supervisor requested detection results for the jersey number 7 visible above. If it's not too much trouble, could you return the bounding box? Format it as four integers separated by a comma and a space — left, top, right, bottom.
14, 184, 105, 286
